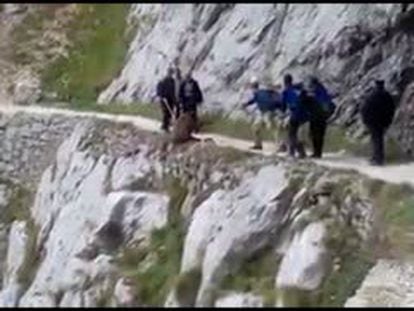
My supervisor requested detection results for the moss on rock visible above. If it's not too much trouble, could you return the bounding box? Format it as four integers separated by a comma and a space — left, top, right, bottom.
219, 248, 280, 307
115, 175, 188, 306
174, 268, 202, 307
16, 218, 41, 292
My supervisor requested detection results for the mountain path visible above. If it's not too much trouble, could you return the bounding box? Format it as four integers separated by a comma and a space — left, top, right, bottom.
1, 104, 413, 187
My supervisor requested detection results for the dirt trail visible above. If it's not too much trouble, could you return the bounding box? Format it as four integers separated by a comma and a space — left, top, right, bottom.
1, 104, 414, 187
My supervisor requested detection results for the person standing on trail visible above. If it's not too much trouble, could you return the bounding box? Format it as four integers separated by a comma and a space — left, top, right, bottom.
156, 67, 181, 132
241, 77, 286, 151
360, 80, 396, 166
172, 65, 182, 105
306, 76, 336, 158
282, 74, 308, 158
179, 69, 203, 132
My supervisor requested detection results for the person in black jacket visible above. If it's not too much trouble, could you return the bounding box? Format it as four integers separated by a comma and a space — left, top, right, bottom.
156, 68, 181, 132
360, 80, 396, 166
306, 77, 336, 158
179, 70, 203, 132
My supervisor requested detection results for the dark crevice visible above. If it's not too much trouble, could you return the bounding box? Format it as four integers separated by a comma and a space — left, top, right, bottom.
202, 4, 233, 32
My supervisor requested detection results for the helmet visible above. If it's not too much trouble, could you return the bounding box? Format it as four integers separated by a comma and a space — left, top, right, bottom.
250, 76, 258, 84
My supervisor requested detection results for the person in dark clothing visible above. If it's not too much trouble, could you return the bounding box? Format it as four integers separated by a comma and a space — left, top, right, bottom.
156, 68, 181, 132
360, 80, 396, 166
179, 70, 203, 132
306, 77, 336, 158
282, 74, 308, 159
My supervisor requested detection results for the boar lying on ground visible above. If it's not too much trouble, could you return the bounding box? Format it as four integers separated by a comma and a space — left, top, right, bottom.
171, 112, 200, 144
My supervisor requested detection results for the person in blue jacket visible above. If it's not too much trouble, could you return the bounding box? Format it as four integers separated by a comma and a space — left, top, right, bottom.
242, 77, 285, 150
282, 74, 308, 158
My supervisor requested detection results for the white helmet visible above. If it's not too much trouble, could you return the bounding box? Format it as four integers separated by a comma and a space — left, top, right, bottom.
250, 76, 258, 84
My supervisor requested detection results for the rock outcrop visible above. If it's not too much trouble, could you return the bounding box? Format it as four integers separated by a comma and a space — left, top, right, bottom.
0, 111, 412, 307
346, 260, 414, 307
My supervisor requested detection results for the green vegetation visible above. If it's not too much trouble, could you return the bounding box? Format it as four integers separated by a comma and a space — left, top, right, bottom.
318, 253, 374, 307
0, 180, 33, 225
214, 147, 253, 164
367, 181, 414, 259
174, 268, 202, 307
8, 7, 48, 65
54, 101, 162, 120
41, 4, 132, 103
116, 176, 188, 306
278, 288, 320, 307
0, 179, 40, 292
220, 248, 280, 307
200, 112, 277, 141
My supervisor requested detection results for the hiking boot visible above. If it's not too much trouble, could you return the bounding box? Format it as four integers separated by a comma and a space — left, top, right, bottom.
161, 126, 170, 133
311, 154, 322, 159
250, 145, 263, 150
369, 159, 384, 166
297, 144, 307, 159
277, 143, 287, 153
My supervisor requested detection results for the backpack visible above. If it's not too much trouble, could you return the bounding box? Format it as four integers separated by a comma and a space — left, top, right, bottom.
314, 84, 336, 119
321, 100, 336, 119
267, 89, 282, 111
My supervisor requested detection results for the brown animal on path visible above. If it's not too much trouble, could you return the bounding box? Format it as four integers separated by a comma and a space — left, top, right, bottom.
171, 112, 201, 144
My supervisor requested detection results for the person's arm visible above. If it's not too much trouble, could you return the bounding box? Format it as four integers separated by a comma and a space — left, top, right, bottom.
156, 80, 163, 98
242, 93, 256, 109
194, 81, 203, 104
179, 82, 185, 104
384, 93, 396, 125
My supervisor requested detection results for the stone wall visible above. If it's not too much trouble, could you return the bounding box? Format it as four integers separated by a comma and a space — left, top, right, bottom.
0, 112, 78, 185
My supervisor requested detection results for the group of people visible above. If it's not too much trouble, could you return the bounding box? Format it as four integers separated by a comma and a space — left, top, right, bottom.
155, 67, 203, 133
242, 74, 336, 159
242, 73, 396, 165
155, 66, 396, 166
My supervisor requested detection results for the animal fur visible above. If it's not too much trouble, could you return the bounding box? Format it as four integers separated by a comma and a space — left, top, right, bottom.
171, 112, 200, 144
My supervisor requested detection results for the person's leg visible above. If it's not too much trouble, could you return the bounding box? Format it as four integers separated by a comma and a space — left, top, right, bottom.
160, 101, 171, 132
370, 126, 384, 165
252, 113, 264, 149
310, 120, 318, 157
192, 105, 200, 132
311, 119, 327, 158
377, 127, 385, 165
296, 123, 307, 159
318, 120, 327, 158
174, 101, 180, 120
265, 112, 279, 152
277, 117, 288, 152
288, 119, 299, 157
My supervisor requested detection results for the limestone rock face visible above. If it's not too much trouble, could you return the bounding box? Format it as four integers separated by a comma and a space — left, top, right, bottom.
276, 221, 329, 291
0, 117, 171, 307
214, 292, 264, 307
113, 278, 138, 307
0, 111, 408, 308
0, 221, 28, 307
181, 165, 289, 306
99, 4, 414, 154
12, 70, 41, 106
345, 260, 414, 307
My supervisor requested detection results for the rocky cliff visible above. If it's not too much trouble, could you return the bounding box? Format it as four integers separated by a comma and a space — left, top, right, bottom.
1, 5, 414, 307
0, 110, 413, 307
99, 3, 414, 155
